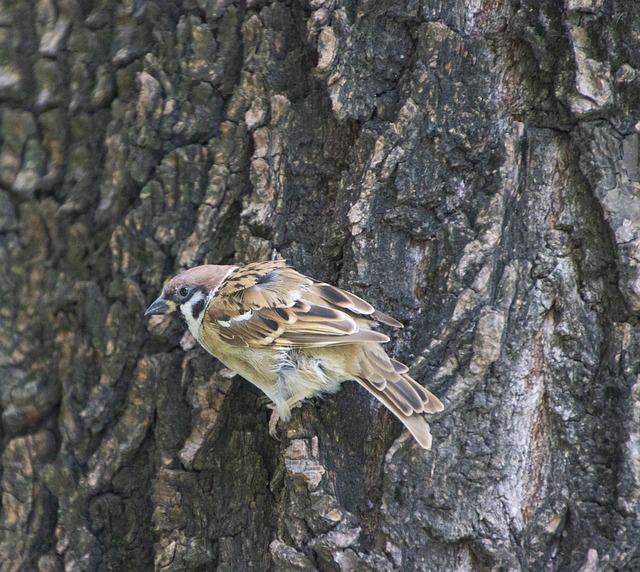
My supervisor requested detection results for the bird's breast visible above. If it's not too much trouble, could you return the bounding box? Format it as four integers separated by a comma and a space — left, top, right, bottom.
197, 322, 280, 390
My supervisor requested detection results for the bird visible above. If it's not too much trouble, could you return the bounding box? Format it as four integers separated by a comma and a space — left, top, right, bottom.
144, 260, 444, 449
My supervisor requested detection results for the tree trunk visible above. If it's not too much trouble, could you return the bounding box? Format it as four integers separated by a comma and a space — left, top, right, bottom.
2, 1, 639, 570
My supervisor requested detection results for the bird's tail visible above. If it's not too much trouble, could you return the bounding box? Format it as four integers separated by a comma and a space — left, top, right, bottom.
352, 347, 444, 449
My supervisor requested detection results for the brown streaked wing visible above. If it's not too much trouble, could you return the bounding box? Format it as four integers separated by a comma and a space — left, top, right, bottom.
204, 262, 391, 348
207, 304, 391, 348
309, 282, 403, 328
207, 260, 312, 322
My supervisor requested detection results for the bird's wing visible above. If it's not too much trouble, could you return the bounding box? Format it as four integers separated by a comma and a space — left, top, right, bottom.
205, 261, 398, 347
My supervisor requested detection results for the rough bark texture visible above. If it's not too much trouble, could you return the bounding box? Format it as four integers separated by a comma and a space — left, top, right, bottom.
1, 1, 640, 571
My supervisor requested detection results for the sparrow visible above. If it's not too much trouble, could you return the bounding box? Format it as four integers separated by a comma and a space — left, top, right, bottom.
145, 260, 444, 449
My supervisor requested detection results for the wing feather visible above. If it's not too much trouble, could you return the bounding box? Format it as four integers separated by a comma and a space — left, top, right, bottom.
310, 283, 403, 328
204, 262, 397, 348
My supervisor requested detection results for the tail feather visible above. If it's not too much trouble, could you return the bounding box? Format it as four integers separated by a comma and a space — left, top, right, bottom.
422, 386, 444, 414
400, 412, 434, 450
380, 382, 415, 416
352, 347, 444, 450
390, 358, 409, 374
383, 377, 424, 414
354, 377, 435, 449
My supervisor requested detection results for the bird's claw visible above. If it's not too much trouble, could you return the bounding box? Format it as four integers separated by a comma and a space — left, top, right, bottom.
266, 400, 304, 440
268, 408, 282, 441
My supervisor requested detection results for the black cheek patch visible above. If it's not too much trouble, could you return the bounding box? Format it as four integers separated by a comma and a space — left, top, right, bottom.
191, 298, 206, 319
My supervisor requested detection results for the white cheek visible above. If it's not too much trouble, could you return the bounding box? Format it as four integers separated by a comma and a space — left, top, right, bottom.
180, 292, 206, 340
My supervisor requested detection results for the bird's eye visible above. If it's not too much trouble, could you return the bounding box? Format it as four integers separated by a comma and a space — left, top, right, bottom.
178, 286, 190, 299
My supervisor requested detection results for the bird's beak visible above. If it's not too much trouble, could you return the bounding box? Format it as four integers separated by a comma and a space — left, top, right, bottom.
144, 295, 175, 316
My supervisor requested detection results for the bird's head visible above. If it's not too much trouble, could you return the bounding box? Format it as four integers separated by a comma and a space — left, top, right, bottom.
144, 265, 236, 327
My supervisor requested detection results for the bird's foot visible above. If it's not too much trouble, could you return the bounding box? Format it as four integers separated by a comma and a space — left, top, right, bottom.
268, 408, 282, 440
267, 400, 304, 439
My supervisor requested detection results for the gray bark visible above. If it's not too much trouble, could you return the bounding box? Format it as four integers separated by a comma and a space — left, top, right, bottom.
1, 0, 639, 570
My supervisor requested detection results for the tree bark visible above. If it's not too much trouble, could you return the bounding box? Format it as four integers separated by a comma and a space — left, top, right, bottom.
2, 1, 639, 570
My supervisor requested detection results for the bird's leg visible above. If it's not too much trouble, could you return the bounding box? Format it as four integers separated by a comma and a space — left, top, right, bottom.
267, 396, 306, 438
268, 408, 281, 439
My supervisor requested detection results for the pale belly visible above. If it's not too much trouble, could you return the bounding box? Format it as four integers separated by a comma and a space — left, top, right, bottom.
197, 324, 349, 419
